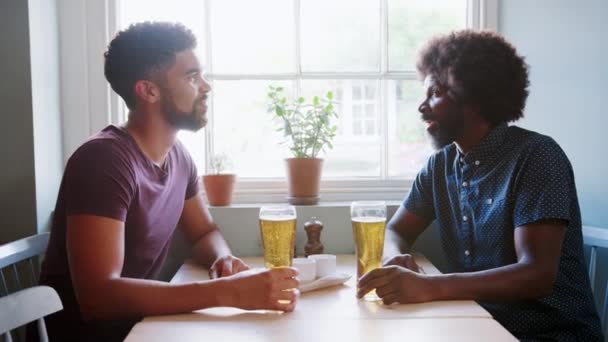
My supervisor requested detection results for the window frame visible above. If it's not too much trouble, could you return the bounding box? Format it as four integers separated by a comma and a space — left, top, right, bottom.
59, 0, 497, 203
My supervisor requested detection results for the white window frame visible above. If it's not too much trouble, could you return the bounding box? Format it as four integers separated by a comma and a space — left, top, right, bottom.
58, 0, 497, 204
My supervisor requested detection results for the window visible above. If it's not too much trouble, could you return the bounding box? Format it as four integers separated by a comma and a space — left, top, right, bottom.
104, 0, 495, 201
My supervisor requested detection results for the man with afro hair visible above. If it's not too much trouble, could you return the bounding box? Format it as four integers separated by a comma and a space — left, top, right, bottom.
358, 30, 602, 341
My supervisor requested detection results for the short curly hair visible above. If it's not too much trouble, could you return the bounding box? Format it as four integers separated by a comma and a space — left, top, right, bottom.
416, 30, 529, 125
104, 22, 197, 109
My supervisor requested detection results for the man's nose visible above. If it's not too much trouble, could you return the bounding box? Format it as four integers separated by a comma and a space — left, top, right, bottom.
418, 100, 429, 114
200, 79, 211, 94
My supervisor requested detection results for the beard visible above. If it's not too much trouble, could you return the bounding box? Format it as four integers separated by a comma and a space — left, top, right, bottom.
424, 106, 465, 150
161, 92, 208, 132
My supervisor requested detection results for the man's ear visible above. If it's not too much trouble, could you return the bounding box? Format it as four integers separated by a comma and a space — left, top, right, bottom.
134, 80, 161, 105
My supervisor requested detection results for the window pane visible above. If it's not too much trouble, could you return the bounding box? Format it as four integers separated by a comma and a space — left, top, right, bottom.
213, 80, 293, 177
365, 104, 375, 118
301, 0, 380, 72
301, 80, 381, 178
178, 130, 206, 175
365, 85, 375, 100
387, 80, 434, 178
353, 86, 362, 101
119, 0, 207, 65
118, 0, 470, 183
210, 0, 295, 74
388, 0, 466, 71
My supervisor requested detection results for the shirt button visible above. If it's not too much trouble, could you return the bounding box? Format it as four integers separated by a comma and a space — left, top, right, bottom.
460, 157, 464, 163
486, 198, 493, 204
464, 250, 470, 256
463, 215, 468, 221
475, 160, 480, 166
462, 181, 468, 187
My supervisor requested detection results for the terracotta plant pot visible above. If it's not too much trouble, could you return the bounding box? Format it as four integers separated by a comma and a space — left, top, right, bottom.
202, 174, 236, 206
285, 158, 323, 205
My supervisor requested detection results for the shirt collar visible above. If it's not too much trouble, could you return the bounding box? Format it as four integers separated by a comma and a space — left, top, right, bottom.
457, 123, 509, 165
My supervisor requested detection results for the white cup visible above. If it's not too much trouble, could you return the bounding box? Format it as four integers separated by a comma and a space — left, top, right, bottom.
307, 254, 336, 277
292, 258, 316, 283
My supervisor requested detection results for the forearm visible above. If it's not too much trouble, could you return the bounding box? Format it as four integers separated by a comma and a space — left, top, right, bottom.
384, 227, 414, 259
191, 228, 232, 268
430, 262, 555, 302
78, 276, 233, 320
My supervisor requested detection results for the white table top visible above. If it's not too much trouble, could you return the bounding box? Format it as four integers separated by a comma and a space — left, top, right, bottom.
125, 255, 515, 341
126, 317, 516, 342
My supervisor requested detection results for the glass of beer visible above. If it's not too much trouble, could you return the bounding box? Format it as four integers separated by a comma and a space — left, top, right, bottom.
259, 205, 297, 269
351, 201, 386, 301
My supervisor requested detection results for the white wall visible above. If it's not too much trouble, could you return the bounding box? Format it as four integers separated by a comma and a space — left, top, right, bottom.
499, 0, 608, 227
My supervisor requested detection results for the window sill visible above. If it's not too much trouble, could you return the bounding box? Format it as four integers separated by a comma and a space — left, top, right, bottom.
208, 178, 414, 204
208, 200, 404, 209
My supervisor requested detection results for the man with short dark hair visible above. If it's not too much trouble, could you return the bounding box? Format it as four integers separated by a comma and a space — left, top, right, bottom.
39, 22, 299, 341
358, 30, 603, 341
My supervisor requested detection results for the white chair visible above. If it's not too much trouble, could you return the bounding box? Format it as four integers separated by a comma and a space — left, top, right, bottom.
0, 286, 62, 342
583, 225, 608, 336
0, 233, 50, 295
0, 233, 53, 342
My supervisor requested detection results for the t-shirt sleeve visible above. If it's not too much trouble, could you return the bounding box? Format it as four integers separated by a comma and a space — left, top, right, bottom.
512, 138, 574, 227
403, 155, 436, 220
63, 141, 136, 221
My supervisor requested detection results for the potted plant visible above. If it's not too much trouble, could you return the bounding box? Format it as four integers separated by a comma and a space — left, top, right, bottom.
202, 153, 236, 206
267, 85, 338, 205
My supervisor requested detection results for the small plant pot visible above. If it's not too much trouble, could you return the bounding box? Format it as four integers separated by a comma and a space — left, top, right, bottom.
202, 174, 236, 206
286, 158, 323, 205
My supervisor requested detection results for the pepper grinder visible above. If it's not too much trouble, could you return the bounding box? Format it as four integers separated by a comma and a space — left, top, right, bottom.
304, 217, 324, 257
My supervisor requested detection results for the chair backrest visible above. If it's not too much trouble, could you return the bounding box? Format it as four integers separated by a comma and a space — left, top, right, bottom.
0, 233, 52, 342
583, 225, 608, 336
0, 286, 62, 342
0, 233, 49, 295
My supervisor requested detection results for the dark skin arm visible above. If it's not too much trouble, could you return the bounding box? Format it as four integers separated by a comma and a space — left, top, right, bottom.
358, 218, 566, 305
178, 192, 249, 278
382, 205, 432, 272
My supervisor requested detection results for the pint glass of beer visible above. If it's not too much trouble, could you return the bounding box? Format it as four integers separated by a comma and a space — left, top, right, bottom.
351, 201, 386, 301
259, 205, 297, 269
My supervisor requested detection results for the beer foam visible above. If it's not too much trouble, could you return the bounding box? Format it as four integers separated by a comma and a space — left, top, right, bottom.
259, 215, 297, 221
352, 216, 385, 223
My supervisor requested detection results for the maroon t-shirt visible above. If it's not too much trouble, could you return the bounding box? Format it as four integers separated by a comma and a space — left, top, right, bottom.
39, 125, 199, 341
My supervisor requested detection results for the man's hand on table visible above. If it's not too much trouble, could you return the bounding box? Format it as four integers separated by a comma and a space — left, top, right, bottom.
221, 267, 301, 312
356, 265, 439, 305
209, 255, 250, 279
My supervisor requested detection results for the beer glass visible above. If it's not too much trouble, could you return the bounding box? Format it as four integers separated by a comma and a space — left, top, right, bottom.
351, 201, 386, 301
259, 205, 297, 269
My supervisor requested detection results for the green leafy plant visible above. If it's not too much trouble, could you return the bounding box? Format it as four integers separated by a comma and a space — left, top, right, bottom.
267, 85, 339, 158
208, 153, 232, 174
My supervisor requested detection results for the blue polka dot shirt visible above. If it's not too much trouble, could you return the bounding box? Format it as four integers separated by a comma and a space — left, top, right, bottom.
404, 123, 603, 341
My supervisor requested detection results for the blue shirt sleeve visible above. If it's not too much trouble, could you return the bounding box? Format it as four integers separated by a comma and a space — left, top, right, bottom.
404, 153, 436, 220
512, 137, 574, 227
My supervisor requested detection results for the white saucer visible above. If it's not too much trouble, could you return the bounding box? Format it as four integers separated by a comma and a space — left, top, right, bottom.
299, 273, 351, 293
